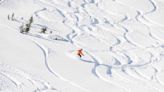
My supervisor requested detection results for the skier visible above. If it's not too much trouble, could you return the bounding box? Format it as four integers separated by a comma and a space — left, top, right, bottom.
77, 49, 84, 58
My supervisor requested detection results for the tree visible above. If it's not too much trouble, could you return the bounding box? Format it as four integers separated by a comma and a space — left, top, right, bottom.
41, 27, 47, 34
11, 13, 14, 21
19, 16, 33, 34
29, 16, 33, 25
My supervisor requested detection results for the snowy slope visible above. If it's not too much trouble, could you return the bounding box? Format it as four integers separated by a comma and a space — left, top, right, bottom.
1, 0, 164, 92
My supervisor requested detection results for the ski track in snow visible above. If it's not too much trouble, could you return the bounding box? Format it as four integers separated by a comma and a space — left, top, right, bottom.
1, 0, 164, 92
0, 63, 57, 92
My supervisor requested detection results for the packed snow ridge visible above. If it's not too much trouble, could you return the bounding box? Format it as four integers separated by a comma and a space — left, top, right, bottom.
1, 0, 164, 92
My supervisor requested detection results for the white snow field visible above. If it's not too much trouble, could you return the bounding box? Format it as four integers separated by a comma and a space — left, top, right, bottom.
1, 0, 164, 92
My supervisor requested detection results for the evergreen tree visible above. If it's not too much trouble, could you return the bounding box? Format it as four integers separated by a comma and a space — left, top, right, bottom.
11, 13, 14, 21
41, 27, 47, 34
19, 16, 34, 34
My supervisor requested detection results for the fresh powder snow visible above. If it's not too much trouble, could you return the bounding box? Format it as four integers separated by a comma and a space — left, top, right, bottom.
0, 0, 164, 92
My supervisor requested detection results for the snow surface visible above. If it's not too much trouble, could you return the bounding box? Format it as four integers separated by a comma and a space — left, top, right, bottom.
0, 0, 164, 92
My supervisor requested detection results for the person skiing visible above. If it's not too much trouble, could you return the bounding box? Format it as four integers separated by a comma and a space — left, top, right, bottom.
77, 49, 84, 58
